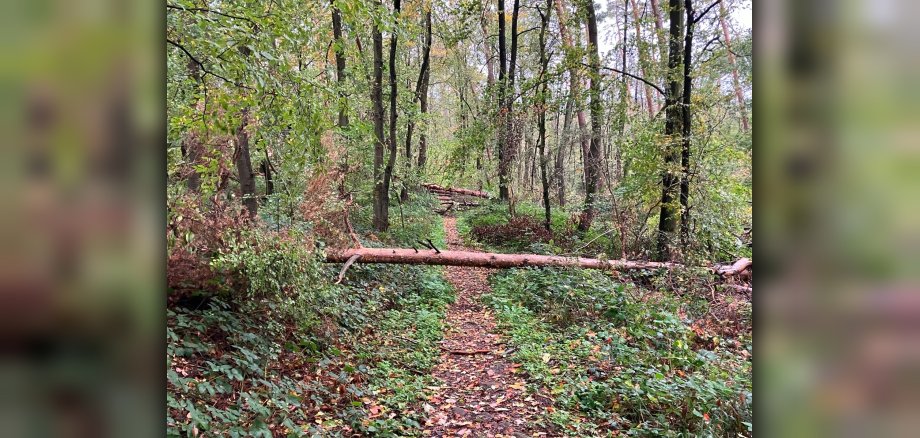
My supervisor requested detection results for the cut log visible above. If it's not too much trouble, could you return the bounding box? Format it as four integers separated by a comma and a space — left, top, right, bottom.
327, 248, 679, 271
422, 183, 491, 199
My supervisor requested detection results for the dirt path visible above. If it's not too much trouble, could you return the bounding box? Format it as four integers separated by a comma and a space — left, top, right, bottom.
423, 217, 550, 437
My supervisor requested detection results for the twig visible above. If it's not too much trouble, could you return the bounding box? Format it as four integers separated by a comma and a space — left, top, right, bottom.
335, 254, 361, 284
343, 207, 362, 248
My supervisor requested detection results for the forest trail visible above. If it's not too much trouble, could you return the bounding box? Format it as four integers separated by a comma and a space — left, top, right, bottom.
423, 217, 551, 437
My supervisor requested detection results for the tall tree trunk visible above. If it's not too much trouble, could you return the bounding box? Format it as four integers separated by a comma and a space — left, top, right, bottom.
719, 1, 749, 132
416, 10, 433, 170
382, 0, 401, 225
579, 0, 602, 232
650, 0, 669, 73
331, 0, 349, 130
557, 91, 573, 206
679, 0, 695, 248
480, 10, 496, 88
497, 0, 509, 201
234, 109, 258, 217
403, 8, 433, 198
630, 0, 656, 117
554, 0, 591, 193
655, 0, 685, 260
537, 0, 553, 231
371, 0, 388, 231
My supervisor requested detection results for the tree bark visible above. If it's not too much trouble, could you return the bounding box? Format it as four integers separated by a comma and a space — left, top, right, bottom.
579, 0, 602, 232
497, 0, 508, 201
537, 0, 553, 231
416, 10, 433, 170
383, 0, 401, 224
497, 0, 520, 201
719, 0, 749, 132
234, 109, 258, 217
331, 0, 349, 130
371, 0, 388, 231
655, 0, 685, 260
679, 0, 695, 248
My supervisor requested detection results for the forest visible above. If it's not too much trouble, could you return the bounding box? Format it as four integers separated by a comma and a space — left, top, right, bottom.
167, 0, 752, 435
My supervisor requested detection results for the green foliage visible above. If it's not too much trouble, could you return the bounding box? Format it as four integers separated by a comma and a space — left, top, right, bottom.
167, 195, 454, 436
485, 268, 752, 436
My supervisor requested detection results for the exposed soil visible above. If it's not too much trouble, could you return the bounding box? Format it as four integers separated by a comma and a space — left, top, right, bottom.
423, 217, 551, 437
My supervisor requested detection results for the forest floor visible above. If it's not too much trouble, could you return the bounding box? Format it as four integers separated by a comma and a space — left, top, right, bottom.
423, 217, 553, 437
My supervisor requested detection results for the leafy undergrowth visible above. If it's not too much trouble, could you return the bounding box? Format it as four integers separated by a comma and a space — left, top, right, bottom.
167, 195, 453, 437
484, 268, 752, 437
457, 202, 611, 256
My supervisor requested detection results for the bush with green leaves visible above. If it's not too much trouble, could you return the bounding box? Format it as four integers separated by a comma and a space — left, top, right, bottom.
486, 268, 752, 436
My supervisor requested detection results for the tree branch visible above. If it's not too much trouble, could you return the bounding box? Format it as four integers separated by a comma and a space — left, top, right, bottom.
583, 62, 665, 97
693, 0, 721, 24
166, 4, 259, 26
167, 38, 259, 92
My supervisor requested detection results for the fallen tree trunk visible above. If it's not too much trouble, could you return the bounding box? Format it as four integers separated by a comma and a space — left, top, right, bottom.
327, 248, 680, 271
422, 184, 491, 199
715, 257, 751, 276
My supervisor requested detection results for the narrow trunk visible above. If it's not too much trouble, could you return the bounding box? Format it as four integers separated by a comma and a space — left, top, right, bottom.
234, 109, 258, 217
630, 0, 656, 117
402, 8, 432, 200
371, 1, 388, 231
383, 0, 401, 221
497, 0, 509, 201
497, 0, 520, 202
557, 91, 573, 206
655, 0, 685, 260
719, 1, 749, 132
554, 0, 591, 189
416, 10, 433, 170
650, 0, 669, 73
480, 10, 496, 88
579, 0, 602, 232
538, 0, 553, 231
679, 0, 695, 248
331, 0, 349, 129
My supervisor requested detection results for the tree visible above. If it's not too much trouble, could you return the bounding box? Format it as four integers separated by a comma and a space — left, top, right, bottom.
372, 0, 388, 231
235, 109, 258, 217
679, 0, 696, 247
579, 0, 602, 231
554, 0, 590, 209
719, 0, 749, 132
331, 0, 349, 130
381, 0, 402, 228
656, 0, 685, 260
537, 0, 553, 231
404, 6, 433, 199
